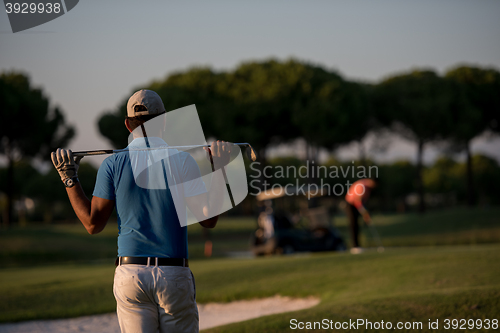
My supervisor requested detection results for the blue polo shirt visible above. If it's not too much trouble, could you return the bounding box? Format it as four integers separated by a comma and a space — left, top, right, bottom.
93, 137, 206, 258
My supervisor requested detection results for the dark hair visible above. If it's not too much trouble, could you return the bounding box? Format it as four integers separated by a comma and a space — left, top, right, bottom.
126, 105, 164, 131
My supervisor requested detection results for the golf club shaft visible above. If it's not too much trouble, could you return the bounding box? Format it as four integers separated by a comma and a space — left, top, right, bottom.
73, 142, 256, 161
368, 224, 383, 248
207, 149, 236, 208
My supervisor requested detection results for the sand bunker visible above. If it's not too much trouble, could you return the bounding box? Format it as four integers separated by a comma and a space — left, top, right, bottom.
198, 295, 319, 330
0, 295, 320, 332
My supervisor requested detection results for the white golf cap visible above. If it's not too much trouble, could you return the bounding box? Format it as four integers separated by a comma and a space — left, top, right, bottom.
127, 89, 166, 117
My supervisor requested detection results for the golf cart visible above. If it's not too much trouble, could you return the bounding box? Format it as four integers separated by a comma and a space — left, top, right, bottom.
250, 187, 346, 255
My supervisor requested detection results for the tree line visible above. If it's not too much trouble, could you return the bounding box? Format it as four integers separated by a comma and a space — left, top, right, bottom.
1, 60, 499, 225
98, 59, 500, 212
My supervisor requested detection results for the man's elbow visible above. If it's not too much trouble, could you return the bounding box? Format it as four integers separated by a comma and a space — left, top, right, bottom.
86, 225, 101, 235
85, 220, 105, 234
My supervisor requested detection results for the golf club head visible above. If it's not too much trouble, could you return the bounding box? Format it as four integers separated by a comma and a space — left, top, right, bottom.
244, 144, 257, 161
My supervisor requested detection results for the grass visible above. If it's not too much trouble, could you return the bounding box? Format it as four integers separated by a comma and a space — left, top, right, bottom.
1, 207, 499, 268
335, 206, 500, 248
1, 207, 499, 331
0, 224, 119, 267
0, 244, 499, 332
0, 216, 255, 267
198, 245, 500, 332
0, 264, 116, 322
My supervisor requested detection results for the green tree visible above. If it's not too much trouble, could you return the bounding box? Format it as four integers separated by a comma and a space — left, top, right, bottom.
98, 68, 228, 149
0, 72, 75, 226
23, 162, 97, 223
373, 70, 454, 212
423, 154, 500, 206
24, 169, 64, 223
98, 59, 362, 158
445, 65, 500, 206
469, 154, 500, 205
293, 79, 371, 160
423, 156, 461, 195
223, 60, 371, 160
0, 160, 40, 225
225, 60, 372, 198
376, 160, 416, 211
223, 59, 311, 153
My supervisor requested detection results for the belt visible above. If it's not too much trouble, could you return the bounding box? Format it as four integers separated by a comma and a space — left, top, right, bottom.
116, 257, 189, 267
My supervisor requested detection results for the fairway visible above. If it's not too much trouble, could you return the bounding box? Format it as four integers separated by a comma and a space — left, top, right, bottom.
195, 245, 500, 332
1, 244, 499, 332
2, 207, 500, 268
1, 208, 499, 331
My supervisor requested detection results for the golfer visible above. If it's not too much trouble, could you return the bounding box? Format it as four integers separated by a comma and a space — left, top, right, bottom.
344, 178, 376, 254
51, 89, 230, 333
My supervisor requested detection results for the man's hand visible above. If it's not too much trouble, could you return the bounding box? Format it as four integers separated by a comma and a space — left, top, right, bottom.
51, 148, 83, 182
204, 141, 231, 170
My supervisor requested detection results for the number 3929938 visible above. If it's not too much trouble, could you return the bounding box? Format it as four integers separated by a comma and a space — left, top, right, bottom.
5, 2, 62, 14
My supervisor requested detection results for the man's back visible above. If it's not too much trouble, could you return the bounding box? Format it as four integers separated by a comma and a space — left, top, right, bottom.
94, 151, 188, 258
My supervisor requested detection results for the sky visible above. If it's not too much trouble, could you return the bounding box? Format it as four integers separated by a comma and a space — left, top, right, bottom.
1, 0, 499, 167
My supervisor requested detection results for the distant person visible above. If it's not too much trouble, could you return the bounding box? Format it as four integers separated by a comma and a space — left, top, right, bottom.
257, 200, 275, 239
344, 179, 376, 254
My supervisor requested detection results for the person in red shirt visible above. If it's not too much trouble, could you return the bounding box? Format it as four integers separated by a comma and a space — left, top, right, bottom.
345, 178, 376, 254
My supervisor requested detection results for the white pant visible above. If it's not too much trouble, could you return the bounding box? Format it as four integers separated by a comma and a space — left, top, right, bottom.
113, 264, 199, 333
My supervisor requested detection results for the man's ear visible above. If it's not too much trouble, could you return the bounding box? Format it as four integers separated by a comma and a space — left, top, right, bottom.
125, 118, 133, 133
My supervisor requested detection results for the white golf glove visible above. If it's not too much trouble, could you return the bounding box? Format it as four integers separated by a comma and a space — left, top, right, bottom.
51, 148, 83, 183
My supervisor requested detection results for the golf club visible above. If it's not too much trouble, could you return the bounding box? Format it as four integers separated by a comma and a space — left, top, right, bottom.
367, 223, 384, 253
73, 142, 257, 162
74, 142, 256, 210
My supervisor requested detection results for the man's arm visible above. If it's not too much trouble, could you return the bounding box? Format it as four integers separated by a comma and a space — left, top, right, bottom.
51, 148, 114, 234
66, 184, 115, 234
